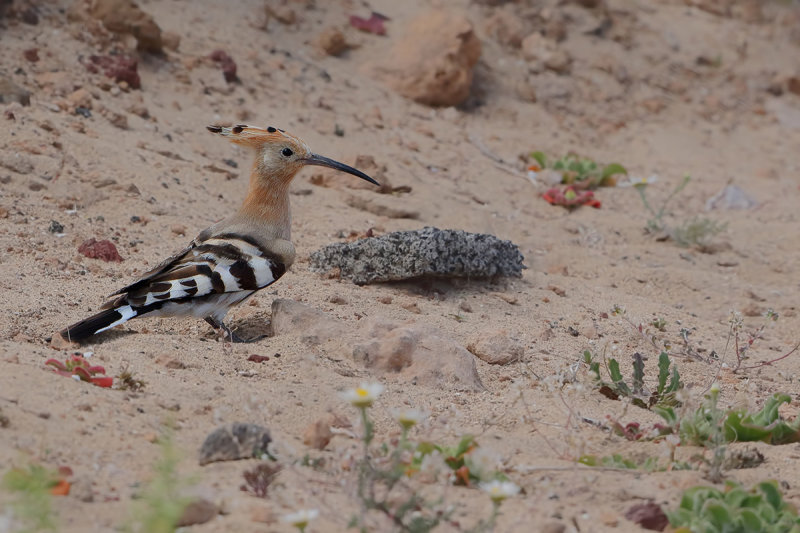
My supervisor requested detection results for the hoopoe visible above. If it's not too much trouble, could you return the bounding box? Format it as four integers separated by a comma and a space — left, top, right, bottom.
60, 124, 378, 343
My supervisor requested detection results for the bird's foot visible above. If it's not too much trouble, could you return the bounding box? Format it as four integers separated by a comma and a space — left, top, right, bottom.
205, 317, 265, 344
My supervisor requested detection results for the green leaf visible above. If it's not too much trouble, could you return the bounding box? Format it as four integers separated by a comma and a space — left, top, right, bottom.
657, 352, 670, 395
453, 435, 475, 458
724, 487, 750, 509
531, 151, 547, 169
631, 398, 649, 409
725, 411, 773, 442
632, 353, 645, 394
740, 509, 765, 533
665, 508, 691, 527
758, 481, 784, 511
760, 503, 778, 524
751, 394, 790, 426
767, 423, 800, 445
607, 358, 623, 382
577, 455, 598, 467
653, 405, 678, 426
703, 501, 733, 528
607, 359, 631, 396
601, 163, 628, 180
667, 365, 682, 393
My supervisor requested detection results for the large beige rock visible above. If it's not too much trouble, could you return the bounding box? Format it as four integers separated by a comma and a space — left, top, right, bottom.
270, 299, 346, 345
0, 75, 31, 106
269, 299, 484, 391
467, 331, 524, 365
89, 0, 163, 53
521, 33, 572, 74
484, 6, 529, 48
353, 319, 484, 391
377, 10, 481, 107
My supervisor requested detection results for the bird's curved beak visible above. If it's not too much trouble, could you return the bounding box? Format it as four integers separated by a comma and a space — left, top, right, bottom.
303, 153, 379, 186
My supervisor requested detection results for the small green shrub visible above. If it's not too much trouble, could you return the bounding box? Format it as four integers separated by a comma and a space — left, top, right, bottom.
635, 175, 691, 234
667, 481, 800, 533
530, 151, 627, 188
655, 392, 800, 446
127, 428, 192, 533
2, 463, 59, 532
578, 453, 660, 471
672, 217, 728, 248
585, 350, 682, 410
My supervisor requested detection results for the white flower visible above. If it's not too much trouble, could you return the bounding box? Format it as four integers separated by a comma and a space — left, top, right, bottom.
465, 447, 500, 481
619, 174, 659, 188
341, 382, 384, 408
393, 408, 427, 430
417, 450, 446, 483
480, 480, 521, 502
281, 509, 319, 531
710, 382, 720, 394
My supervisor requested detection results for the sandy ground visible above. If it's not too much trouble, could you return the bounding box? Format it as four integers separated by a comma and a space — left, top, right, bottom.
2, 0, 800, 531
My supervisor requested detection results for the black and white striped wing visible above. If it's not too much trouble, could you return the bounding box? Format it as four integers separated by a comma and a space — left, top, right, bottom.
101, 235, 286, 320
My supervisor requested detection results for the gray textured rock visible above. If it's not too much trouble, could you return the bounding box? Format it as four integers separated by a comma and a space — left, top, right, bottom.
177, 498, 219, 527
309, 227, 525, 285
199, 423, 271, 465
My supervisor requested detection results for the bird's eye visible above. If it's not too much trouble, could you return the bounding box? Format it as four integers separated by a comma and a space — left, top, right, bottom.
281, 148, 294, 157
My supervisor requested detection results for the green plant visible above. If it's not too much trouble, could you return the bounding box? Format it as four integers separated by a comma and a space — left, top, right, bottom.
341, 383, 515, 532
530, 151, 627, 188
653, 388, 798, 480
654, 391, 800, 447
116, 366, 146, 391
635, 175, 690, 233
578, 453, 661, 471
344, 383, 449, 532
585, 350, 682, 409
672, 217, 727, 248
127, 427, 191, 533
725, 310, 799, 373
2, 463, 59, 532
667, 481, 800, 533
651, 317, 667, 332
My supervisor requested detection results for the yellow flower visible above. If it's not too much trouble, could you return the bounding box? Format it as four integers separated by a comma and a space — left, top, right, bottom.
281, 509, 319, 531
393, 408, 427, 430
480, 480, 520, 502
342, 382, 384, 408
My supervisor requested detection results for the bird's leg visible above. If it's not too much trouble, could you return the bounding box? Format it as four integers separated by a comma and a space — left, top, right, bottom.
204, 316, 265, 344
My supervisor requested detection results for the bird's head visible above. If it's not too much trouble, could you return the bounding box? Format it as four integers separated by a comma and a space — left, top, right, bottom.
207, 124, 378, 187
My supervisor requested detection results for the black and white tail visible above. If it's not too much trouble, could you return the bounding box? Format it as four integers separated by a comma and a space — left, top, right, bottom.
60, 304, 138, 342
58, 234, 286, 343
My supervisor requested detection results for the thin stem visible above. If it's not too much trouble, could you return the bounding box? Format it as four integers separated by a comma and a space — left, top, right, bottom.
360, 407, 373, 448
487, 500, 501, 532
739, 341, 800, 371
657, 175, 691, 220
636, 186, 658, 220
